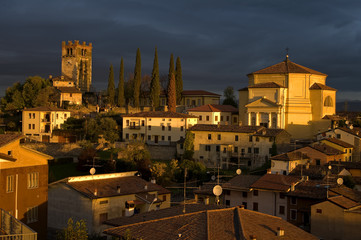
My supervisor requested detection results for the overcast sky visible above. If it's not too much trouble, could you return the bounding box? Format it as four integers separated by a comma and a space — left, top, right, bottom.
1, 0, 361, 101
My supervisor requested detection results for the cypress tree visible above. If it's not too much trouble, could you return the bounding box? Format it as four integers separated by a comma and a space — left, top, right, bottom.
107, 64, 115, 106
133, 48, 142, 107
175, 57, 183, 105
117, 58, 125, 106
150, 47, 160, 109
168, 53, 175, 85
167, 73, 176, 112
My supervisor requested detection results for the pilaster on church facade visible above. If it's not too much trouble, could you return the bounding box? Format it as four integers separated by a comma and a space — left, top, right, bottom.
239, 56, 336, 139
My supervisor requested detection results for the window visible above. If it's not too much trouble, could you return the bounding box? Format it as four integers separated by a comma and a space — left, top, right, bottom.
223, 147, 226, 153
28, 124, 31, 130
249, 136, 252, 142
162, 136, 165, 141
208, 134, 212, 140
126, 120, 129, 126
163, 195, 167, 201
336, 134, 341, 139
180, 143, 184, 149
234, 147, 238, 153
241, 148, 245, 155
29, 113, 31, 119
206, 116, 210, 121
64, 114, 67, 119
349, 149, 352, 153
162, 119, 165, 121
27, 206, 38, 223
99, 200, 108, 205
162, 126, 165, 131
279, 205, 285, 215
149, 118, 152, 121
235, 135, 239, 141
290, 209, 297, 220
324, 96, 333, 107
27, 172, 39, 189
256, 137, 259, 142
148, 126, 152, 130
125, 134, 129, 139
226, 116, 230, 121
253, 190, 258, 196
248, 148, 252, 154
226, 200, 230, 206
33, 113, 35, 118
280, 193, 285, 199
6, 175, 14, 193
254, 148, 259, 154
141, 134, 145, 140
168, 126, 171, 131
221, 116, 224, 121
205, 145, 211, 151
217, 134, 221, 140
253, 202, 258, 211
133, 134, 137, 139
168, 136, 171, 141
316, 159, 321, 165
233, 117, 237, 123
99, 213, 108, 225
169, 119, 172, 121
56, 114, 59, 119
141, 120, 145, 126
316, 209, 322, 214
242, 202, 247, 209
291, 197, 297, 205
180, 126, 184, 131
216, 145, 220, 152
242, 192, 247, 198
199, 116, 202, 121
215, 116, 218, 121
32, 124, 35, 129
147, 135, 151, 141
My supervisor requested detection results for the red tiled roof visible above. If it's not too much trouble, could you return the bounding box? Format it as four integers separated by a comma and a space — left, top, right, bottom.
271, 151, 309, 161
159, 90, 221, 97
23, 106, 70, 112
57, 87, 82, 93
0, 152, 17, 161
0, 134, 23, 148
309, 83, 336, 91
249, 58, 327, 76
310, 144, 344, 156
327, 195, 360, 209
51, 75, 74, 81
322, 115, 344, 121
248, 82, 285, 88
337, 126, 361, 138
104, 207, 318, 240
189, 124, 263, 133
123, 111, 197, 118
187, 104, 238, 113
223, 175, 261, 191
250, 174, 302, 192
253, 128, 290, 137
322, 138, 353, 148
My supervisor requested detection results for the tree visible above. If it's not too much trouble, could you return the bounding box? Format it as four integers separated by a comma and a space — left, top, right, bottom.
167, 73, 176, 112
56, 218, 88, 240
222, 86, 238, 108
22, 76, 49, 107
168, 53, 175, 89
270, 142, 278, 156
133, 48, 142, 107
107, 64, 115, 106
175, 56, 183, 105
85, 117, 119, 143
150, 47, 160, 109
117, 58, 125, 107
183, 131, 194, 160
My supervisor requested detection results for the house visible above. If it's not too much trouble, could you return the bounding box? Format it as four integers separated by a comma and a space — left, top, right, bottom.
271, 151, 310, 175
50, 75, 75, 88
189, 124, 290, 168
239, 56, 336, 139
316, 126, 361, 161
56, 87, 82, 106
22, 106, 71, 142
311, 195, 361, 240
293, 144, 345, 166
104, 206, 318, 240
319, 137, 353, 162
0, 134, 52, 240
0, 209, 37, 239
187, 104, 239, 125
122, 111, 198, 144
48, 171, 171, 236
288, 164, 351, 181
193, 180, 228, 205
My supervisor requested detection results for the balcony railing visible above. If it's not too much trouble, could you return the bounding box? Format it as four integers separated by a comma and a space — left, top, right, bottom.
0, 209, 37, 240
41, 119, 50, 123
129, 125, 141, 130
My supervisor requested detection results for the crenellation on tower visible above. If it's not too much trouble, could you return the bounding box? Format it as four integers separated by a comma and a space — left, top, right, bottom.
61, 40, 92, 92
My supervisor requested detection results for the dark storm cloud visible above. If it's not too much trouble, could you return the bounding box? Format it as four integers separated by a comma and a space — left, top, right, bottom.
1, 0, 361, 100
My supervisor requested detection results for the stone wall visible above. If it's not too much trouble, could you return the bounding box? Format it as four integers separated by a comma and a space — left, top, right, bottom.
147, 144, 177, 161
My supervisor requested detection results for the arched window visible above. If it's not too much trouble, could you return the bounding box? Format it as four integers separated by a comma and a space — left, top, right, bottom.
324, 96, 333, 107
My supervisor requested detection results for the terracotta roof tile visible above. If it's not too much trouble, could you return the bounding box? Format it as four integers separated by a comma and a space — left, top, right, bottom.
189, 124, 263, 133
248, 82, 285, 88
104, 207, 318, 239
123, 111, 197, 118
253, 128, 290, 137
51, 75, 74, 82
336, 126, 361, 138
322, 137, 353, 148
286, 180, 328, 199
322, 115, 344, 121
249, 58, 327, 76
309, 82, 336, 91
23, 106, 70, 112
327, 195, 360, 209
329, 161, 361, 170
223, 175, 261, 191
56, 87, 82, 93
187, 104, 238, 113
0, 152, 17, 161
310, 143, 344, 155
250, 174, 302, 192
0, 134, 23, 148
271, 151, 309, 161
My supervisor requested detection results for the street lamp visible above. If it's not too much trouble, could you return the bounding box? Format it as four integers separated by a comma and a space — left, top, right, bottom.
148, 197, 158, 211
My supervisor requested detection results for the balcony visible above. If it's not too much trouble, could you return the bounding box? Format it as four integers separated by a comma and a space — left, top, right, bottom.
0, 209, 37, 240
129, 125, 141, 130
41, 118, 50, 123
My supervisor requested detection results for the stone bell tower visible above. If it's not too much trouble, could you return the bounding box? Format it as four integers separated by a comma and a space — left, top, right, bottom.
61, 40, 92, 92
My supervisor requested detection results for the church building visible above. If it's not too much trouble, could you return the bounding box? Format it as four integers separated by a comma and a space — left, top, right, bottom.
239, 56, 336, 139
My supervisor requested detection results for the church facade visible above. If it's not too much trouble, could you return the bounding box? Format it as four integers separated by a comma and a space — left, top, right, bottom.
239, 56, 336, 139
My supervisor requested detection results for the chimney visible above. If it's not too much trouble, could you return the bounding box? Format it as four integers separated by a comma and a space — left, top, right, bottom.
250, 235, 257, 240
276, 227, 284, 236
117, 186, 121, 194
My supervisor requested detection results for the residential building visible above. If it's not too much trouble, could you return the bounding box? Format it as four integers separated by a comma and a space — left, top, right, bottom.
316, 126, 361, 161
311, 195, 361, 240
0, 209, 37, 239
56, 87, 82, 106
187, 104, 238, 125
50, 75, 75, 88
239, 56, 336, 139
288, 164, 351, 181
122, 111, 198, 144
22, 106, 71, 142
193, 180, 227, 205
48, 171, 171, 236
61, 40, 92, 92
271, 151, 310, 175
320, 137, 353, 162
189, 124, 291, 168
104, 206, 318, 240
0, 134, 51, 240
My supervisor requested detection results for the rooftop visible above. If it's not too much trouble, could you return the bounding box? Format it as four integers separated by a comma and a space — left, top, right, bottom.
222, 175, 262, 191
309, 82, 336, 91
327, 195, 360, 209
248, 82, 285, 88
271, 151, 309, 162
23, 106, 70, 112
104, 207, 318, 240
322, 137, 354, 148
310, 143, 344, 156
189, 124, 263, 134
123, 111, 197, 118
249, 57, 327, 76
0, 134, 22, 148
187, 104, 238, 113
250, 174, 302, 192
56, 86, 82, 93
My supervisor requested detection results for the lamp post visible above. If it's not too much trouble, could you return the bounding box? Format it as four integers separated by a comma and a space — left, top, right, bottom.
148, 197, 158, 211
